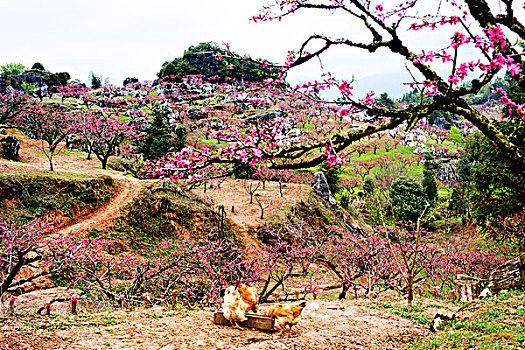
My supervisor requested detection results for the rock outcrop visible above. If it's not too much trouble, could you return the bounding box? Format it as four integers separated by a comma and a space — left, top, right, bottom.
0, 129, 20, 161
488, 254, 525, 292
312, 172, 337, 206
430, 308, 456, 332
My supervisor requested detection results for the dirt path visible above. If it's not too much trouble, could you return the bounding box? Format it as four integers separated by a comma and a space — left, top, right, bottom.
3, 129, 309, 241
0, 129, 439, 350
57, 176, 143, 236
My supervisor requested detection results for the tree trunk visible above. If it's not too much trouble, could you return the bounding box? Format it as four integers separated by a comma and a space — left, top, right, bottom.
407, 275, 414, 310
339, 281, 349, 300
455, 275, 481, 302
87, 145, 92, 160
0, 252, 27, 297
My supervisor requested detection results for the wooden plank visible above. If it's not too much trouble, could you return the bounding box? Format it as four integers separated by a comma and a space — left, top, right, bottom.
213, 311, 275, 330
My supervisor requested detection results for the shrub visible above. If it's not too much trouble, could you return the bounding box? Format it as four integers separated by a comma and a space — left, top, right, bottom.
363, 179, 375, 195
107, 156, 131, 172
321, 163, 343, 194
389, 177, 428, 222
422, 169, 438, 203
137, 113, 186, 161
487, 212, 525, 252
89, 71, 103, 89
340, 193, 350, 210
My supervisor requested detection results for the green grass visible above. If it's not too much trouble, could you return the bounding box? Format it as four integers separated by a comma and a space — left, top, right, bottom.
365, 300, 432, 324
391, 308, 431, 324
412, 289, 525, 349
0, 172, 117, 222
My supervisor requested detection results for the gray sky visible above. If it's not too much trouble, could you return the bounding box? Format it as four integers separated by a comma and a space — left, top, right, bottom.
0, 0, 484, 97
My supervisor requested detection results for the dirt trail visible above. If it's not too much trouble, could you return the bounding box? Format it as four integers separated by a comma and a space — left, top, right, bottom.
3, 130, 309, 241
57, 176, 143, 236
1, 129, 149, 235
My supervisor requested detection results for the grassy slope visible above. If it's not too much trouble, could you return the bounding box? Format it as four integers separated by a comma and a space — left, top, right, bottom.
0, 172, 117, 224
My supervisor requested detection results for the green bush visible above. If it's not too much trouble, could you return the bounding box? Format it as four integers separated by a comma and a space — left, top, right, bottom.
422, 169, 438, 203
449, 126, 464, 145
463, 130, 525, 222
340, 193, 350, 210
363, 179, 375, 195
1, 63, 26, 78
389, 177, 427, 222
107, 156, 131, 172
321, 163, 343, 194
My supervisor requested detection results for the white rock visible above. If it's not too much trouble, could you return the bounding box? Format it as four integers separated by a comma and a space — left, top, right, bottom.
479, 288, 492, 299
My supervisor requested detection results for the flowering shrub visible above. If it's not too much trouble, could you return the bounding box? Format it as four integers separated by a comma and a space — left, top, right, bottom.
0, 218, 56, 297
487, 212, 525, 252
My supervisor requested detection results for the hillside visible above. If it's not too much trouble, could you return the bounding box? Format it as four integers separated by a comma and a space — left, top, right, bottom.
0, 124, 438, 350
1, 87, 524, 350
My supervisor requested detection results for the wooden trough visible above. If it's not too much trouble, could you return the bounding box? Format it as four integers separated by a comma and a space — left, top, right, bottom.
213, 311, 275, 331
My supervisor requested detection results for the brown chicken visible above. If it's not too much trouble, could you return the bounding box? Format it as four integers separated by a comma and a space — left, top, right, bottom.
238, 283, 259, 313
267, 301, 307, 336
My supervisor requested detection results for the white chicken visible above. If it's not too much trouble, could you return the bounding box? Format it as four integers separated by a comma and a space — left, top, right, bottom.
221, 285, 249, 330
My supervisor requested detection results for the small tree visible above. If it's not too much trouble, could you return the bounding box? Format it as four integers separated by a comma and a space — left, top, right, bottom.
376, 92, 396, 109
487, 212, 525, 252
379, 220, 429, 310
422, 169, 438, 204
137, 113, 185, 161
0, 90, 33, 124
255, 197, 270, 219
390, 177, 427, 223
242, 180, 261, 204
76, 110, 135, 169
0, 218, 59, 298
422, 157, 438, 205
363, 179, 375, 195
19, 103, 73, 171
449, 126, 464, 145
89, 71, 103, 89
449, 156, 474, 221
321, 162, 343, 194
